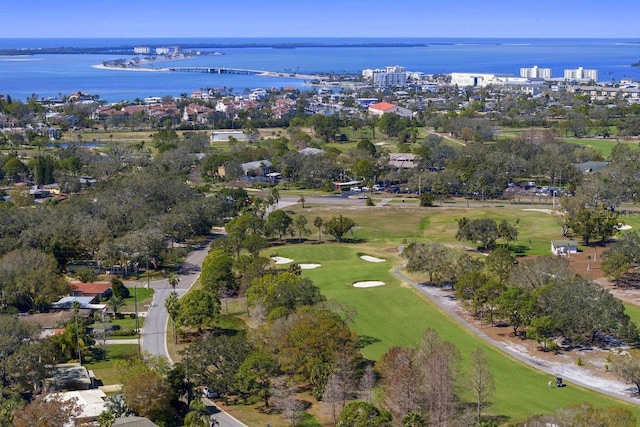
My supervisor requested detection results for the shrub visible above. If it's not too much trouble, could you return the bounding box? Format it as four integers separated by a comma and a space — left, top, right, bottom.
74, 266, 98, 283
419, 192, 434, 207
111, 278, 130, 299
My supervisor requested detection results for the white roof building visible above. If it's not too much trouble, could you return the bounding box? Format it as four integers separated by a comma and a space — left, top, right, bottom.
368, 102, 413, 118
520, 65, 552, 79
564, 67, 599, 82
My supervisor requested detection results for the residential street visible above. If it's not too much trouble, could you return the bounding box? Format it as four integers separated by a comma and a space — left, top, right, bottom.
134, 235, 248, 427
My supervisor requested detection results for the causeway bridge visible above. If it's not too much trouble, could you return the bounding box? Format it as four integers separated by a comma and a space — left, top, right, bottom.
166, 66, 270, 75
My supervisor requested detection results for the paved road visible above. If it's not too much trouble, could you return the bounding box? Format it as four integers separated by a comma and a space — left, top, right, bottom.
131, 236, 248, 427
140, 241, 210, 358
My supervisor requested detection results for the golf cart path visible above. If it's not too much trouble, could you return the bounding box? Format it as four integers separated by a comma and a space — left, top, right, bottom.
392, 266, 640, 406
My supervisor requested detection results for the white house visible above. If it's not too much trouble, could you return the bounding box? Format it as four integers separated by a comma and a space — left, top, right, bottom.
551, 240, 578, 255
210, 130, 259, 143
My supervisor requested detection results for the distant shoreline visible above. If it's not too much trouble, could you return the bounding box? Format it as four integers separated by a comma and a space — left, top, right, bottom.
0, 42, 432, 56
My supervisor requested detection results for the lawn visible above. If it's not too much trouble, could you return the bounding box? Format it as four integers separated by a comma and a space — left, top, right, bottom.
121, 286, 154, 313
84, 344, 139, 386
88, 315, 144, 340
563, 137, 636, 158
285, 204, 566, 257
268, 243, 640, 423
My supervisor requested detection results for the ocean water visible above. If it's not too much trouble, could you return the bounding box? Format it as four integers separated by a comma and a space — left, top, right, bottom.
0, 38, 639, 103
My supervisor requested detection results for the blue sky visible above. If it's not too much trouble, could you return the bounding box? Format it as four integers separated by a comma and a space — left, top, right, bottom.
3, 0, 640, 38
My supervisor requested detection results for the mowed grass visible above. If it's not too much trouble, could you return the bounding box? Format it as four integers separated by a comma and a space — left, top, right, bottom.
84, 344, 139, 386
270, 243, 640, 422
563, 137, 637, 158
419, 206, 565, 256
286, 204, 567, 257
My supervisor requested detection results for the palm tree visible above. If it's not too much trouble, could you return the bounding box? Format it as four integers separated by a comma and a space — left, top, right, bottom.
314, 216, 324, 243
184, 397, 210, 427
108, 295, 124, 318
165, 291, 180, 344
168, 273, 180, 291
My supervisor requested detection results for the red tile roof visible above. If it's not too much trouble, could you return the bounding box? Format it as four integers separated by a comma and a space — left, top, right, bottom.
370, 101, 397, 111
70, 282, 112, 296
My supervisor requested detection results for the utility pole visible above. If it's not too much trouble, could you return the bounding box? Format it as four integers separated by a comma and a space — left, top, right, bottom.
135, 284, 140, 356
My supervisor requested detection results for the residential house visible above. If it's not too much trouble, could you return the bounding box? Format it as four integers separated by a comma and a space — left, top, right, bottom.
114, 416, 160, 427
19, 311, 76, 338
70, 282, 112, 303
210, 130, 259, 143
368, 101, 413, 118
182, 103, 214, 123
551, 240, 578, 255
241, 160, 273, 176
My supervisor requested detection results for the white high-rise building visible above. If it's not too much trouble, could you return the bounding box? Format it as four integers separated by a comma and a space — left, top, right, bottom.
133, 46, 151, 55
520, 65, 552, 79
564, 67, 599, 81
362, 66, 407, 88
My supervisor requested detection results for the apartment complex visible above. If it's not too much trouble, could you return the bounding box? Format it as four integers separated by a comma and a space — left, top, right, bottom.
362, 66, 407, 88
564, 67, 599, 82
520, 65, 552, 79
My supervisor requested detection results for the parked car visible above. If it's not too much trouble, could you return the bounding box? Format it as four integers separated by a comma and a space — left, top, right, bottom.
350, 186, 362, 192
203, 387, 219, 399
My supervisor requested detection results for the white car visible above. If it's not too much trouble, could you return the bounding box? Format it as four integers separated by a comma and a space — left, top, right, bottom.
203, 387, 219, 399
350, 186, 362, 192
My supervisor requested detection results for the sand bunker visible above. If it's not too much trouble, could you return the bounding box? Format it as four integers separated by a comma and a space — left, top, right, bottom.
299, 264, 321, 270
616, 224, 632, 230
360, 255, 386, 263
271, 256, 294, 265
353, 281, 386, 288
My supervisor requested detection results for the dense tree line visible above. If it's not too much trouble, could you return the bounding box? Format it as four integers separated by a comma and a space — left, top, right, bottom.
403, 241, 636, 349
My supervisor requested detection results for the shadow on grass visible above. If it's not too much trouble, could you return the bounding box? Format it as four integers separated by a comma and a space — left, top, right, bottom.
340, 237, 367, 244
511, 244, 530, 255
356, 335, 381, 349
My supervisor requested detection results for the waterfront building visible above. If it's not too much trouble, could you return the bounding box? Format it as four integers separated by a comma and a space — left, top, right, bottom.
133, 46, 150, 55
362, 65, 407, 88
563, 67, 599, 82
520, 65, 552, 79
155, 46, 179, 55
450, 72, 513, 87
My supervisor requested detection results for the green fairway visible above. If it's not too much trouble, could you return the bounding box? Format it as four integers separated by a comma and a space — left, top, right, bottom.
287, 205, 567, 257
269, 242, 640, 422
563, 137, 636, 158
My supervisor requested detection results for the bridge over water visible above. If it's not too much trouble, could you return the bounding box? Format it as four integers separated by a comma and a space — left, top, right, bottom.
166, 66, 270, 75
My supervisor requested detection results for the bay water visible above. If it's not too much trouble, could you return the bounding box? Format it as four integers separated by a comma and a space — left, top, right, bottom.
0, 38, 639, 103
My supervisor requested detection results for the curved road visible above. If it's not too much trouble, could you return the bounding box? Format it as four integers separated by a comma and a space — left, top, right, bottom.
136, 195, 639, 425
137, 238, 248, 427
